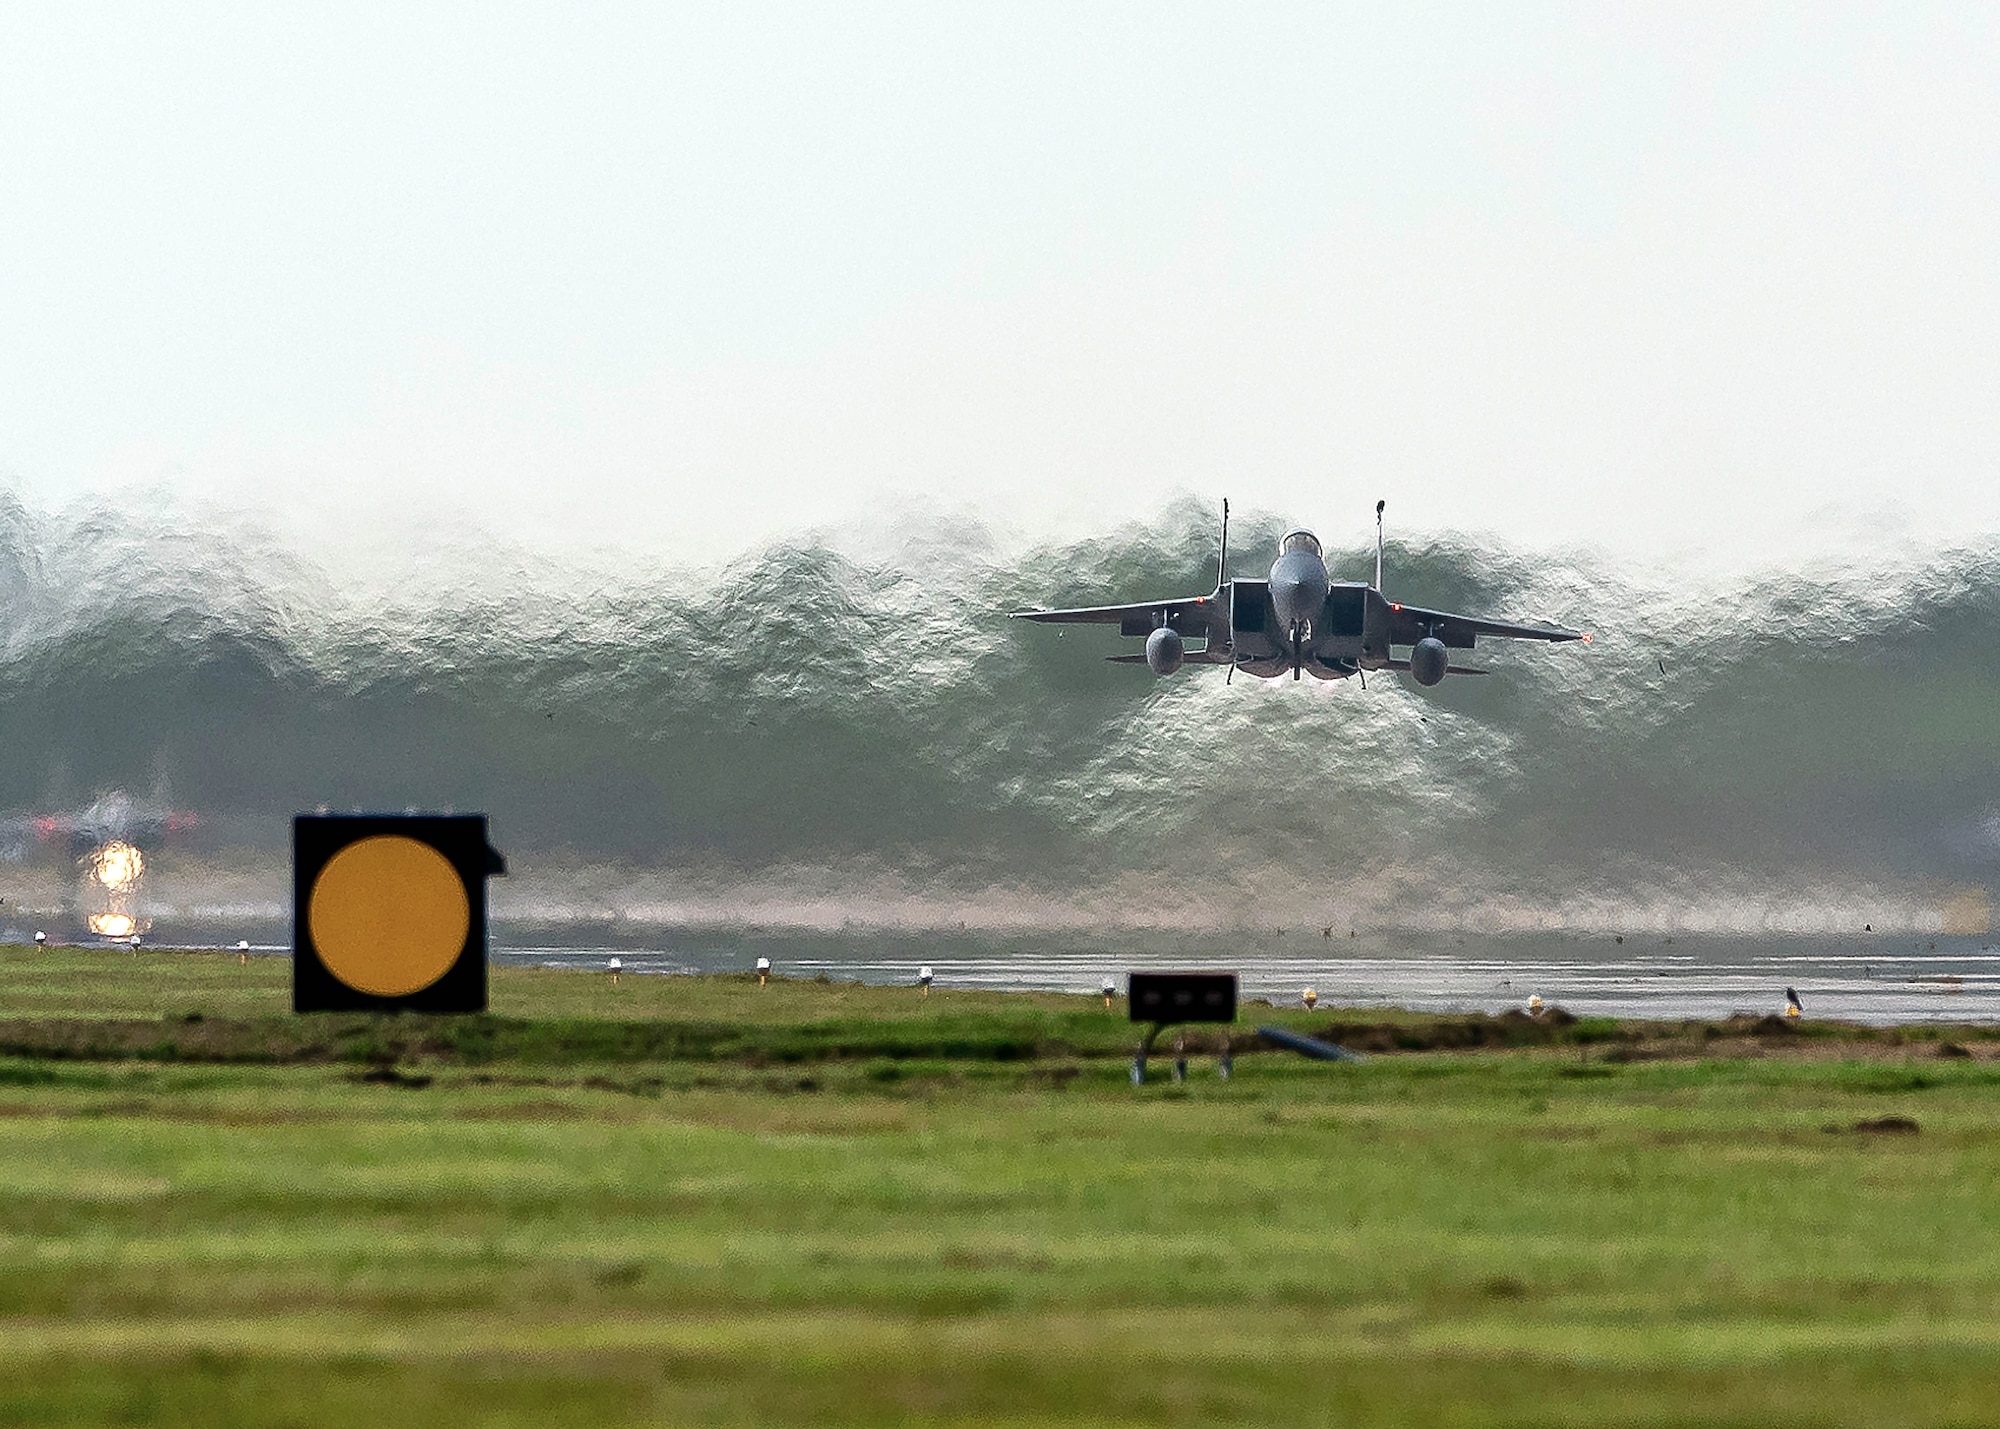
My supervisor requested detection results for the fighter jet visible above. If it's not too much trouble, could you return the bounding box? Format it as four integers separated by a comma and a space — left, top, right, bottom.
0, 790, 200, 940
1011, 501, 1586, 683
0, 791, 199, 863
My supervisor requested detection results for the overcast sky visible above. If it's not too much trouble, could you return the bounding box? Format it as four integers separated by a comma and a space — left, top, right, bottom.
3, 3, 1996, 568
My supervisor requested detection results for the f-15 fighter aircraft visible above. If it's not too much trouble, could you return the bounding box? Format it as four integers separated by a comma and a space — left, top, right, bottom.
0, 790, 199, 863
1011, 501, 1586, 683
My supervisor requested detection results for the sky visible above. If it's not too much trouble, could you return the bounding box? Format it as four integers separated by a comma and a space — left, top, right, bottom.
3, 3, 1998, 570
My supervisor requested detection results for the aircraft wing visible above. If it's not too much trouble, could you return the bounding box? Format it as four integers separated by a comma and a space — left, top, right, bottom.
1105, 648, 1233, 665
1383, 656, 1487, 676
1008, 595, 1219, 638
1383, 602, 1584, 649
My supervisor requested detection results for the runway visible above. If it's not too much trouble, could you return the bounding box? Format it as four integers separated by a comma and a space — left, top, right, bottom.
493, 931, 2000, 1026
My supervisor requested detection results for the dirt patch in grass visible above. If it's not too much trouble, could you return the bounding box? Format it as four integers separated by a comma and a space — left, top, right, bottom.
1259, 1012, 2000, 1066
0, 1002, 1990, 1073
351, 1064, 435, 1089
1849, 1115, 1922, 1135
0, 1013, 1082, 1069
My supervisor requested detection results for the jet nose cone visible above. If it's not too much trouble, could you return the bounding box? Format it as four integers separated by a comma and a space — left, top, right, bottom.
1268, 552, 1329, 631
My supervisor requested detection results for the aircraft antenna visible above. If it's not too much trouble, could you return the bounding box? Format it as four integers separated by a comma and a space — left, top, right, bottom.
1374, 499, 1386, 592
1216, 498, 1230, 593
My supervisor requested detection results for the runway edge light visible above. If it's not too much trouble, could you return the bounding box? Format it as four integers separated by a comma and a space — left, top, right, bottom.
293, 814, 507, 1013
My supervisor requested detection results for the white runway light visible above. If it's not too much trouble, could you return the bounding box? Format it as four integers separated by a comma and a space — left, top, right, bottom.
757, 955, 771, 987
608, 956, 622, 985
918, 965, 934, 996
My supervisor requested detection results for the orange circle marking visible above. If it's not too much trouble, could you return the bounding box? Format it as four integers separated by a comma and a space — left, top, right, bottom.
307, 835, 470, 997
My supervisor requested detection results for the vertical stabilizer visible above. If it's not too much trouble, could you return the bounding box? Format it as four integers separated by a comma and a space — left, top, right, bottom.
1374, 499, 1386, 593
1216, 498, 1230, 593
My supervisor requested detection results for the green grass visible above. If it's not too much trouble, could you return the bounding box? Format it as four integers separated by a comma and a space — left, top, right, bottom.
2, 946, 1999, 1426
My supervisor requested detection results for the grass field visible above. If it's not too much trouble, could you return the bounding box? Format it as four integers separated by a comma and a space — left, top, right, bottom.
2, 946, 1999, 1427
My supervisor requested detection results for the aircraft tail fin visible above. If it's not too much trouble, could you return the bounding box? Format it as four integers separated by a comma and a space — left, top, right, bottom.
1374, 499, 1386, 593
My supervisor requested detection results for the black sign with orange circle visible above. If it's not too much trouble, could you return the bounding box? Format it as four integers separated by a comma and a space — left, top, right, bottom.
293, 815, 507, 1012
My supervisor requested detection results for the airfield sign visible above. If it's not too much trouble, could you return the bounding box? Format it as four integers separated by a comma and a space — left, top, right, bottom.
293, 814, 506, 1013
1127, 971, 1238, 1026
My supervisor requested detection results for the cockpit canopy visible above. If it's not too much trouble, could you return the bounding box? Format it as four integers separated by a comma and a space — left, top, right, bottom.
1277, 529, 1322, 558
